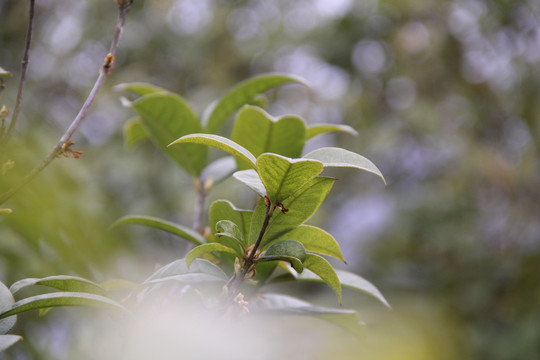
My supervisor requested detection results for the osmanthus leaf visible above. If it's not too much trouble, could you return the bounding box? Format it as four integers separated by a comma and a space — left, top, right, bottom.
0, 292, 130, 320
0, 335, 22, 352
259, 240, 306, 273
214, 220, 246, 255
278, 269, 390, 308
132, 93, 207, 175
231, 106, 307, 170
202, 73, 308, 133
170, 134, 256, 170
200, 156, 237, 185
114, 82, 169, 96
250, 294, 366, 339
111, 215, 205, 246
185, 243, 239, 267
0, 281, 15, 334
209, 200, 252, 241
306, 124, 358, 140
9, 276, 106, 296
232, 170, 266, 198
270, 225, 345, 263
256, 153, 323, 203
145, 258, 228, 282
123, 117, 149, 150
249, 177, 335, 247
100, 279, 137, 292
303, 253, 342, 304
303, 147, 386, 184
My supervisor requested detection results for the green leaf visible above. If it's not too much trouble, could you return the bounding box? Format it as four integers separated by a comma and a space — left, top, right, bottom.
232, 170, 266, 198
111, 215, 205, 246
231, 106, 307, 169
100, 279, 137, 292
0, 335, 22, 352
307, 124, 358, 140
303, 253, 342, 303
145, 258, 228, 282
9, 276, 106, 296
209, 201, 253, 240
259, 240, 306, 273
249, 177, 334, 247
200, 157, 237, 184
114, 82, 169, 96
256, 153, 323, 203
251, 294, 366, 339
274, 225, 345, 262
0, 293, 130, 319
303, 147, 386, 184
185, 243, 239, 267
290, 269, 390, 308
0, 282, 15, 334
202, 73, 308, 133
214, 220, 246, 255
123, 117, 149, 149
170, 134, 256, 169
132, 93, 207, 175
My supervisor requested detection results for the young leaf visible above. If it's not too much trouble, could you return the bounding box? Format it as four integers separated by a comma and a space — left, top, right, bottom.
9, 276, 106, 296
145, 258, 228, 282
0, 335, 22, 352
200, 156, 237, 185
259, 240, 306, 273
271, 225, 345, 262
231, 106, 307, 169
0, 282, 15, 335
111, 215, 205, 246
214, 220, 246, 255
209, 200, 253, 240
303, 147, 386, 184
114, 82, 169, 96
249, 177, 335, 247
170, 134, 256, 169
132, 93, 207, 175
123, 117, 149, 149
0, 293, 130, 320
202, 73, 308, 133
307, 124, 358, 140
232, 170, 266, 198
256, 153, 323, 203
185, 243, 239, 267
303, 253, 342, 303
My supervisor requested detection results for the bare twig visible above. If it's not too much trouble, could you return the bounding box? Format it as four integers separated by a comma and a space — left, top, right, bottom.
0, 0, 35, 145
0, 0, 133, 206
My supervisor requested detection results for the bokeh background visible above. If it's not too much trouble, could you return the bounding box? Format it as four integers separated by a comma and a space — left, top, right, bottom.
1, 0, 539, 359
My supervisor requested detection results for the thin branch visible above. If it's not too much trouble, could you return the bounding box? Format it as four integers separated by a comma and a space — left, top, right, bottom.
225, 197, 275, 296
0, 0, 133, 206
2, 0, 35, 144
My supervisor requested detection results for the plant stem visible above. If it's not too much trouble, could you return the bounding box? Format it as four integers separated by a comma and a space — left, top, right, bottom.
0, 0, 35, 146
225, 198, 274, 296
0, 0, 133, 206
192, 176, 205, 233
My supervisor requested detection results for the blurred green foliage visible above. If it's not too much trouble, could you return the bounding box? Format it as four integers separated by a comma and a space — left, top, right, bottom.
1, 0, 539, 359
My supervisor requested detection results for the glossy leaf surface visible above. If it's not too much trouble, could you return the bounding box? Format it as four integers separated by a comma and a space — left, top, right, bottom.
232, 170, 266, 198
186, 243, 239, 267
307, 124, 358, 140
209, 201, 252, 240
256, 153, 322, 203
170, 134, 256, 169
260, 240, 306, 273
10, 276, 106, 296
272, 225, 345, 262
231, 106, 306, 169
0, 335, 22, 352
202, 73, 308, 133
133, 93, 206, 175
303, 253, 342, 303
303, 147, 386, 184
0, 293, 130, 319
0, 282, 15, 334
111, 215, 205, 246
